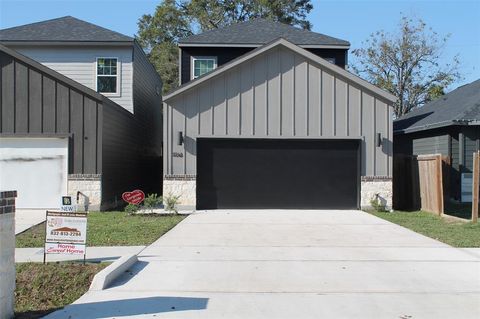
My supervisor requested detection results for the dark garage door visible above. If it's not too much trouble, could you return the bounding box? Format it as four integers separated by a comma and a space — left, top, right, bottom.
197, 138, 360, 209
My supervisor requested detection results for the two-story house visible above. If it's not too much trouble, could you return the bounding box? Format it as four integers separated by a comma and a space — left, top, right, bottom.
162, 19, 397, 210
0, 16, 162, 210
178, 18, 350, 85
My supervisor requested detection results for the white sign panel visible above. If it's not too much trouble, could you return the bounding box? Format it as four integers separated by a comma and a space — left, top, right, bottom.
45, 243, 86, 255
61, 195, 77, 212
45, 211, 87, 245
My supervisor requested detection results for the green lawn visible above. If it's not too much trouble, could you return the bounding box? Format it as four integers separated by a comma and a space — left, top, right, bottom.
15, 262, 108, 319
368, 210, 480, 247
16, 211, 185, 248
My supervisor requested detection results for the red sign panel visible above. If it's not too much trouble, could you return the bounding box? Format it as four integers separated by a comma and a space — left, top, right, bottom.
122, 190, 145, 205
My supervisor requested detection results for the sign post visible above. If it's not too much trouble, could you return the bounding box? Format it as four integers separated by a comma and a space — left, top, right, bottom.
43, 197, 88, 263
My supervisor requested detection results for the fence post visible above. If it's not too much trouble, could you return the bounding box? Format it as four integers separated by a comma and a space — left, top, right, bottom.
436, 154, 444, 216
472, 151, 479, 223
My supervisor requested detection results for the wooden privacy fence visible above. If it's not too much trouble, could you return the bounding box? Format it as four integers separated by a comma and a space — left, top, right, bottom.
393, 154, 447, 215
472, 151, 479, 223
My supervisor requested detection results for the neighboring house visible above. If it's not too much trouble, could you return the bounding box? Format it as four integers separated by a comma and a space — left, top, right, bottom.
0, 17, 162, 210
394, 79, 480, 202
178, 18, 350, 85
163, 21, 396, 210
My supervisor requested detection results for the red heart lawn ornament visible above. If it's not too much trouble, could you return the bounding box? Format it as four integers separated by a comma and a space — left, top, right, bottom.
122, 190, 145, 205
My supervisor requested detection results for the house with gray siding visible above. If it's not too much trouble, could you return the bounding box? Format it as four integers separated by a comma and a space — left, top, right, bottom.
163, 23, 396, 210
178, 18, 350, 85
394, 79, 480, 202
0, 17, 162, 210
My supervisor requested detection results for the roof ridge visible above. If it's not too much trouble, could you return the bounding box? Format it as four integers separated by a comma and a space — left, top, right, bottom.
0, 15, 73, 31
0, 16, 133, 42
179, 18, 349, 46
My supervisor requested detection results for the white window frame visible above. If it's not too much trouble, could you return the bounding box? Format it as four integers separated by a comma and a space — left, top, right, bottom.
191, 56, 217, 80
95, 57, 121, 96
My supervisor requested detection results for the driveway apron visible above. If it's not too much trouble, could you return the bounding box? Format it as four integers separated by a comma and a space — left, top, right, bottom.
45, 210, 480, 319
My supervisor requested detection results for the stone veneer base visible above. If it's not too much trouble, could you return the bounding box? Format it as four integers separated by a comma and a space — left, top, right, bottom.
360, 177, 393, 210
68, 174, 102, 211
163, 175, 196, 208
164, 176, 392, 211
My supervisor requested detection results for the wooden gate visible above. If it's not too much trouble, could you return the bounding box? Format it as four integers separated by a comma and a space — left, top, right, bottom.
414, 155, 444, 215
472, 151, 479, 223
393, 154, 445, 215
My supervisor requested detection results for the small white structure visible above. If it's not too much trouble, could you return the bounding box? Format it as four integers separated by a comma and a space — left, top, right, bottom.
0, 138, 68, 209
0, 191, 16, 319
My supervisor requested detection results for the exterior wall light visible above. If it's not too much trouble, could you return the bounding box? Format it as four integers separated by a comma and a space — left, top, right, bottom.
178, 131, 184, 146
376, 133, 382, 147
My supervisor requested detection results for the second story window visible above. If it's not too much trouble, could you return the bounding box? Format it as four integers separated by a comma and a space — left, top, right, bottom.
192, 56, 217, 79
96, 58, 118, 94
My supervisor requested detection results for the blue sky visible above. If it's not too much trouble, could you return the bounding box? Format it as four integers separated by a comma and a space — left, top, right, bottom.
1, 0, 479, 89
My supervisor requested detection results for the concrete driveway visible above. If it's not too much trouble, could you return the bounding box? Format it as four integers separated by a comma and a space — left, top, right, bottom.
15, 209, 45, 234
47, 210, 480, 318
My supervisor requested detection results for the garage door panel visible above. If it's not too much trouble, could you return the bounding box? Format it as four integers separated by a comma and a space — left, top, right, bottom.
197, 139, 360, 209
0, 138, 68, 209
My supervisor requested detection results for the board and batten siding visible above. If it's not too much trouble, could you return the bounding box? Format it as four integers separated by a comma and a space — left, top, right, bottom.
9, 45, 134, 112
412, 135, 450, 156
463, 127, 480, 173
164, 46, 393, 177
0, 49, 102, 175
132, 43, 163, 155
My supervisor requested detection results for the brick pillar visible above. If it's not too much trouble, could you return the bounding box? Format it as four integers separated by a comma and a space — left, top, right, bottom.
0, 191, 17, 319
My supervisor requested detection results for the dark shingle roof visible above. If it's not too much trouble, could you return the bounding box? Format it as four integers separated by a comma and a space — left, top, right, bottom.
179, 18, 349, 47
0, 16, 133, 43
394, 79, 480, 133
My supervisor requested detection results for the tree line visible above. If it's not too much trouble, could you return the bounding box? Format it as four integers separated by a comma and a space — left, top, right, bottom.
137, 0, 461, 117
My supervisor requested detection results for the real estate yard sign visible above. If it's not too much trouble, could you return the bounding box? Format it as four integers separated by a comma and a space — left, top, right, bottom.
44, 211, 88, 262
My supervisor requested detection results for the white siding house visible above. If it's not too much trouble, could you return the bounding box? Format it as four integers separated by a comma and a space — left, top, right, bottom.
11, 45, 134, 112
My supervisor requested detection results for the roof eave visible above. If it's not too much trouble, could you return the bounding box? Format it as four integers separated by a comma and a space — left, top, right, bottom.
178, 42, 350, 49
165, 38, 395, 103
393, 119, 480, 135
0, 40, 134, 46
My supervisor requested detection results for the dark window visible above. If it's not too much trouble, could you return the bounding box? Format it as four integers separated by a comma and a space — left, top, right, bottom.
97, 58, 118, 93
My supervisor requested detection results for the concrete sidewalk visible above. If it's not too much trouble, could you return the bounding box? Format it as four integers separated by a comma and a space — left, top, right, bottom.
45, 210, 480, 319
16, 246, 146, 263
15, 209, 45, 234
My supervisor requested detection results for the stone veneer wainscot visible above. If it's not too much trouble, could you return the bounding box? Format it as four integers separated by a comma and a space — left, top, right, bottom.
68, 174, 102, 211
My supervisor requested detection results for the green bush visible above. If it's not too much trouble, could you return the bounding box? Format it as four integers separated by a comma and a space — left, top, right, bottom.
144, 193, 162, 213
370, 194, 387, 212
164, 194, 181, 214
124, 203, 139, 215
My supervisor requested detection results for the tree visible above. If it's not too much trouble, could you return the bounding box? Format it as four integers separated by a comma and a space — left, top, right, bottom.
136, 0, 192, 94
137, 0, 313, 93
182, 0, 313, 31
352, 16, 461, 117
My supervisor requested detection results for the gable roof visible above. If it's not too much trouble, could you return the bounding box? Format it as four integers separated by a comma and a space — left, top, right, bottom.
394, 79, 480, 134
164, 38, 395, 102
179, 18, 350, 48
0, 16, 133, 44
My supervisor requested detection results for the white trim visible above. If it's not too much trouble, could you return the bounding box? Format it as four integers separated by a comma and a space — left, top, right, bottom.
178, 47, 182, 86
95, 57, 121, 97
191, 56, 217, 80
164, 38, 396, 103
178, 43, 350, 49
